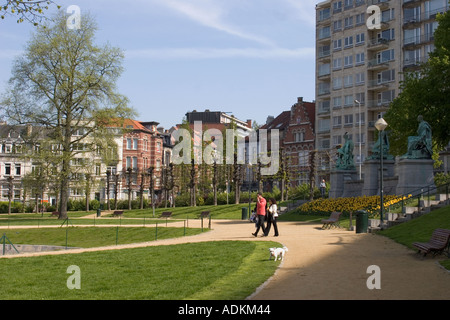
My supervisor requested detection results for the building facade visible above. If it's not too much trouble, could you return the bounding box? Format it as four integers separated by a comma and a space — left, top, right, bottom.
315, 0, 449, 177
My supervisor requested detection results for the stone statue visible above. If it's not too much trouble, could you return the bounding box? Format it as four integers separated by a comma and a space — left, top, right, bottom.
402, 115, 433, 159
336, 132, 355, 170
367, 130, 394, 160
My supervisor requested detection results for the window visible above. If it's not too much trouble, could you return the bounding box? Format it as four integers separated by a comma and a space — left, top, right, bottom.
333, 116, 342, 128
355, 112, 365, 125
344, 16, 353, 28
344, 95, 354, 106
319, 7, 331, 21
377, 69, 395, 84
5, 163, 11, 175
377, 49, 394, 63
333, 96, 342, 109
333, 135, 342, 146
333, 20, 342, 32
344, 114, 353, 126
344, 36, 353, 48
333, 77, 342, 90
15, 164, 21, 176
333, 1, 342, 13
126, 138, 132, 149
126, 156, 131, 169
333, 39, 342, 51
133, 138, 138, 150
298, 151, 309, 167
355, 52, 365, 65
333, 58, 342, 70
344, 55, 353, 68
355, 32, 365, 45
132, 156, 138, 170
355, 72, 365, 85
344, 75, 353, 88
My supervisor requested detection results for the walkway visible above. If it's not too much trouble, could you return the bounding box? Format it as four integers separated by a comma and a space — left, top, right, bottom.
1, 218, 449, 300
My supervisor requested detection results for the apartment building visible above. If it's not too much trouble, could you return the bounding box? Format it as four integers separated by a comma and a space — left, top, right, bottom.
315, 0, 449, 177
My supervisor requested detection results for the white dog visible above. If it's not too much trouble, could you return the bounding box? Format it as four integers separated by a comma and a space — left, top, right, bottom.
269, 247, 288, 261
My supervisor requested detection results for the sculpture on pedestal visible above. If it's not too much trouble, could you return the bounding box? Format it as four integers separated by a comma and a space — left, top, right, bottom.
402, 115, 433, 159
336, 132, 355, 170
367, 130, 394, 160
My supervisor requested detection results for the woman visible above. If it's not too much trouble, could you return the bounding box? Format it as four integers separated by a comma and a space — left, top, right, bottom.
264, 198, 279, 237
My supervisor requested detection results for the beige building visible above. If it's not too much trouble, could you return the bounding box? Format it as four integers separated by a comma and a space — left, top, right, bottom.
315, 0, 449, 177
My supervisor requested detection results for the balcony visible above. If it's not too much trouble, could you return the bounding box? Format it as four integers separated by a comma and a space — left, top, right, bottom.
367, 37, 390, 51
367, 59, 390, 71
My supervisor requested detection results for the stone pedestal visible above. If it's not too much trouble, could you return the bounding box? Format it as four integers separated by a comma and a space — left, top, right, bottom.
329, 170, 358, 198
362, 160, 395, 196
396, 158, 435, 196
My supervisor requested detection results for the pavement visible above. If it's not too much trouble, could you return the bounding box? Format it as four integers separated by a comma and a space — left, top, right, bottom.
1, 217, 449, 300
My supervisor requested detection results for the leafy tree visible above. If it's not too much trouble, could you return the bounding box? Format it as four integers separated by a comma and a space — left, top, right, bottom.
1, 11, 135, 219
385, 10, 450, 156
0, 0, 60, 25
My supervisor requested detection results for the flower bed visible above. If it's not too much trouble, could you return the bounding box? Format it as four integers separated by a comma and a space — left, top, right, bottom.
297, 194, 412, 217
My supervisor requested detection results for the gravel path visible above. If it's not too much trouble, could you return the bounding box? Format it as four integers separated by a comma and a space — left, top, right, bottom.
1, 218, 449, 300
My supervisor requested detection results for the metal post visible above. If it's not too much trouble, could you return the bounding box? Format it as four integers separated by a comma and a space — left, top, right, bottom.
380, 130, 384, 227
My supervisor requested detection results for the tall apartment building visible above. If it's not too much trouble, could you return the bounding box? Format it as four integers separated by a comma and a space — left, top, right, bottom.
315, 0, 449, 177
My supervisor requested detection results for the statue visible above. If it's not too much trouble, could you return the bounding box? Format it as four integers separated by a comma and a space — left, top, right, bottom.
402, 115, 433, 159
336, 132, 356, 170
367, 130, 394, 160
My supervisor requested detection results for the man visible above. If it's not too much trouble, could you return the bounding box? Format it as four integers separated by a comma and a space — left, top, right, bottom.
252, 192, 267, 237
320, 179, 326, 198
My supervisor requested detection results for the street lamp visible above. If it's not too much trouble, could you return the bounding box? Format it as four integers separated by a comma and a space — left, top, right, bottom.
375, 117, 388, 229
354, 99, 362, 180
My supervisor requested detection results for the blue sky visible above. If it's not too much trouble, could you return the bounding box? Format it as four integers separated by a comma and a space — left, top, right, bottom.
0, 0, 317, 129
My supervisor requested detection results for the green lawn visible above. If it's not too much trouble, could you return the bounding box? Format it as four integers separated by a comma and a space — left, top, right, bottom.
2, 226, 205, 248
0, 241, 281, 300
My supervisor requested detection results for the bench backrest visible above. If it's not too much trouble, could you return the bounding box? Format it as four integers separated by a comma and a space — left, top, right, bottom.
430, 228, 450, 246
330, 212, 341, 219
200, 211, 210, 217
161, 212, 172, 217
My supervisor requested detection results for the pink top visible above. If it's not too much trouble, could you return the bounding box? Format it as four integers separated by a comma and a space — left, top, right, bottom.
256, 197, 267, 216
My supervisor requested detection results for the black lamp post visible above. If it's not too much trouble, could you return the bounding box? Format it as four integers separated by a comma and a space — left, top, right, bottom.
375, 117, 388, 229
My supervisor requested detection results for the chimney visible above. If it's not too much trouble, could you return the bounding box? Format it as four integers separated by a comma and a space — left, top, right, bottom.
266, 116, 274, 125
246, 119, 252, 128
298, 97, 303, 103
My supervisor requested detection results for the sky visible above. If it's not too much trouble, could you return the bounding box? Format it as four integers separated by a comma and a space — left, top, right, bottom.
0, 0, 318, 130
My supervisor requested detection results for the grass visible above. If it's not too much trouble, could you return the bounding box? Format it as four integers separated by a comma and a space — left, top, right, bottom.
2, 226, 205, 248
378, 205, 450, 268
0, 241, 281, 300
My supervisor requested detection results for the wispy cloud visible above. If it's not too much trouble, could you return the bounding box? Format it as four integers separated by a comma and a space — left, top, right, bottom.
282, 0, 317, 26
126, 47, 314, 60
151, 0, 277, 47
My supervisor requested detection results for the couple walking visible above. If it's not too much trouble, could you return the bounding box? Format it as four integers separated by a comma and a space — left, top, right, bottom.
252, 192, 279, 237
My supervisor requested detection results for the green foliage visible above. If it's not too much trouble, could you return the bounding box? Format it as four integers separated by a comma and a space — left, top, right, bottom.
385, 10, 450, 155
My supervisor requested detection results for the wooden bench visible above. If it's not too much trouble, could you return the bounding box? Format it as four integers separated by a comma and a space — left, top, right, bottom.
412, 228, 450, 257
112, 210, 124, 217
321, 212, 342, 229
51, 211, 60, 217
160, 211, 172, 219
199, 211, 210, 219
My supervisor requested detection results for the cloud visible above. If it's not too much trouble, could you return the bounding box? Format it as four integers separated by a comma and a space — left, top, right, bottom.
125, 46, 315, 60
282, 0, 317, 26
151, 0, 276, 47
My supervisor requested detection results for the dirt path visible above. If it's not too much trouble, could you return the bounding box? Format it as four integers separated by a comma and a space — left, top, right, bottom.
1, 218, 449, 300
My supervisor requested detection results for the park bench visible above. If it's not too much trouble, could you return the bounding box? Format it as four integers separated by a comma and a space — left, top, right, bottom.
321, 211, 342, 229
51, 211, 60, 217
160, 211, 172, 219
412, 228, 450, 257
112, 210, 124, 217
198, 211, 210, 219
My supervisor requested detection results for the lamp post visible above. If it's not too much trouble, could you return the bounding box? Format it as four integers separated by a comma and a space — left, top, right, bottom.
354, 99, 362, 180
375, 117, 388, 228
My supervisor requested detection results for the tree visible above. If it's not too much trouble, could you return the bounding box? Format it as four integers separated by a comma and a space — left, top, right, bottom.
1, 11, 135, 219
0, 0, 60, 25
385, 10, 450, 156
